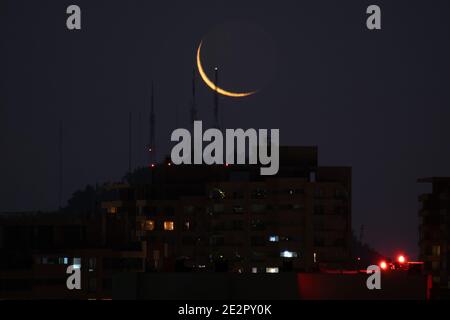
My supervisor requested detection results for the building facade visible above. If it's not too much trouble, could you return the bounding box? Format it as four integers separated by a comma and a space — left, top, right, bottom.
0, 211, 146, 299
0, 146, 352, 298
418, 177, 450, 299
103, 146, 352, 274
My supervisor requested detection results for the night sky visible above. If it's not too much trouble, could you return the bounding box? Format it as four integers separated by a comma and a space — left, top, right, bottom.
2, 0, 450, 259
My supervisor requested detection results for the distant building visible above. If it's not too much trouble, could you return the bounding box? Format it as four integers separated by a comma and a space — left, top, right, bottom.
0, 146, 352, 299
418, 177, 450, 299
103, 146, 352, 274
0, 211, 146, 299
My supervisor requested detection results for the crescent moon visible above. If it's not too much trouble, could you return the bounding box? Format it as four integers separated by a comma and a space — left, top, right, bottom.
196, 41, 257, 98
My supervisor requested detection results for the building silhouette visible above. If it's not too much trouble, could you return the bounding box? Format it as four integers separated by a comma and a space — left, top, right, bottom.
418, 177, 450, 299
0, 146, 352, 298
103, 146, 352, 273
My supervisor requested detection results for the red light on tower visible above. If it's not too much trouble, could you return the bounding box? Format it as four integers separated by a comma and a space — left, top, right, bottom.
380, 261, 388, 270
397, 255, 406, 264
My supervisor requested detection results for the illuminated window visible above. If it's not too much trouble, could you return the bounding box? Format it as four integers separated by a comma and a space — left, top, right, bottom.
280, 250, 298, 258
73, 257, 81, 269
210, 188, 226, 200
432, 245, 441, 257
252, 267, 258, 273
89, 258, 96, 272
164, 221, 174, 231
144, 220, 155, 231
108, 207, 117, 214
269, 235, 279, 242
266, 267, 279, 273
184, 221, 190, 230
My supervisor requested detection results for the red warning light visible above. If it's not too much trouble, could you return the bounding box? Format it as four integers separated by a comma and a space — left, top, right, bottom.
397, 255, 406, 264
380, 261, 388, 270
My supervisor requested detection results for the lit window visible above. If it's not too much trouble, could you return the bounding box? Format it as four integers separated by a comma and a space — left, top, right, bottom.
252, 267, 258, 273
144, 220, 155, 231
266, 267, 279, 273
280, 250, 298, 258
73, 257, 81, 269
184, 221, 190, 230
88, 258, 96, 272
210, 188, 226, 200
108, 207, 117, 214
164, 221, 174, 231
269, 236, 279, 242
432, 245, 441, 256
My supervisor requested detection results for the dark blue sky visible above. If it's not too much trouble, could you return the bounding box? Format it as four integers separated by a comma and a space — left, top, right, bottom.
2, 0, 450, 258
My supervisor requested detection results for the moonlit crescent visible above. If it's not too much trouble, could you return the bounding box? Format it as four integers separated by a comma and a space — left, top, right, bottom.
196, 41, 257, 98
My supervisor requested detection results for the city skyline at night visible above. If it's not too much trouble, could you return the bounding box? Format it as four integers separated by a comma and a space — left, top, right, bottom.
2, 0, 450, 301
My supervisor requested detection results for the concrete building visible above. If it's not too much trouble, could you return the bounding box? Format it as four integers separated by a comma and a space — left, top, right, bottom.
102, 146, 352, 274
1, 146, 351, 298
0, 211, 146, 299
418, 177, 450, 299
